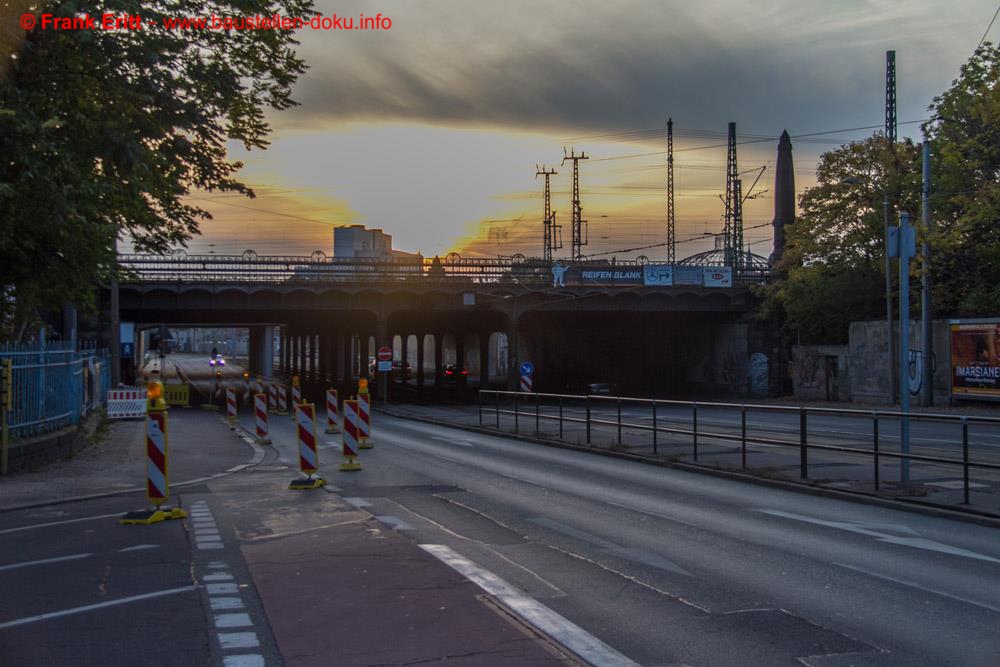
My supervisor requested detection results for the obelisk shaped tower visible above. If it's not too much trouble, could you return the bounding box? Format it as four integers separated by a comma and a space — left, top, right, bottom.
770, 130, 795, 265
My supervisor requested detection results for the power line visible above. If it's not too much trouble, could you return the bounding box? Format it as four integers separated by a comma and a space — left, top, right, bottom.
979, 3, 1000, 50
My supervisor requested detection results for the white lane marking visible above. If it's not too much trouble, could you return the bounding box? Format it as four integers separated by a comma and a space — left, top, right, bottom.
118, 544, 159, 553
218, 632, 260, 649
834, 562, 1000, 613
207, 583, 239, 595
758, 509, 1000, 565
223, 656, 264, 667
210, 597, 245, 610
0, 552, 92, 572
203, 573, 234, 582
208, 561, 227, 569
528, 517, 692, 577
0, 585, 197, 629
344, 497, 372, 508
197, 542, 224, 550
375, 515, 414, 531
420, 544, 641, 667
0, 512, 122, 534
214, 612, 253, 628
225, 464, 249, 473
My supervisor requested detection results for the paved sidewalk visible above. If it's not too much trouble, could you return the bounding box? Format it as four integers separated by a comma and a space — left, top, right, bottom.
1, 409, 579, 666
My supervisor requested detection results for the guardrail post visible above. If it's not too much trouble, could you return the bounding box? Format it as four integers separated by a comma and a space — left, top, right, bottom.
692, 402, 698, 461
651, 400, 658, 454
741, 404, 747, 470
535, 394, 540, 434
962, 418, 970, 505
496, 391, 501, 429
873, 413, 880, 491
559, 395, 564, 439
799, 407, 808, 479
586, 395, 591, 444
617, 397, 622, 446
514, 392, 519, 433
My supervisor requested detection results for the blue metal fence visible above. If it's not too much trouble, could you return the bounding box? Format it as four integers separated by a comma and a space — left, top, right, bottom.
1, 339, 110, 440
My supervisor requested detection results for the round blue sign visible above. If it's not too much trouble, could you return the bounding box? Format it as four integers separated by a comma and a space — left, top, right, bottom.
519, 361, 534, 376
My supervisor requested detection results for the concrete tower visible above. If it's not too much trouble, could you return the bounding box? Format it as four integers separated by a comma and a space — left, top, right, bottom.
770, 130, 795, 264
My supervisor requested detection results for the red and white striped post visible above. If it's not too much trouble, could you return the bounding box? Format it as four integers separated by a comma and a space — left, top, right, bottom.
226, 386, 237, 423
268, 383, 277, 413
254, 393, 270, 445
289, 403, 326, 489
277, 385, 289, 415
520, 374, 533, 392
146, 410, 169, 507
290, 383, 301, 420
358, 392, 372, 449
340, 399, 362, 472
325, 388, 339, 434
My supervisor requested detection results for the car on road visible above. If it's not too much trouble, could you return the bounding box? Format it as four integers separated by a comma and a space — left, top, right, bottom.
439, 364, 468, 386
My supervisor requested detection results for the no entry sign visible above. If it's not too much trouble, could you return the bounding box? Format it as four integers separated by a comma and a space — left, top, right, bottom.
377, 346, 392, 372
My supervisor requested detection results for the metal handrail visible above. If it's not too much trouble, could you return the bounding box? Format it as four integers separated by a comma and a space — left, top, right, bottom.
478, 390, 1000, 505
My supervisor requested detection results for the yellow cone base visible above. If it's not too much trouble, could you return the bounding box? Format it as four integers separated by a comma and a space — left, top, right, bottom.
201, 404, 219, 411
289, 476, 327, 490
277, 410, 288, 416
325, 426, 339, 434
119, 506, 187, 525
339, 459, 363, 472
359, 439, 373, 450
257, 436, 272, 445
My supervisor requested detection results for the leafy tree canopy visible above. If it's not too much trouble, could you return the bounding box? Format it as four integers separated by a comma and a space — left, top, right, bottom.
0, 0, 313, 336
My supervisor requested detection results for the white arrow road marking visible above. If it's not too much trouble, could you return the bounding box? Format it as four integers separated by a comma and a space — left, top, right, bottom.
0, 585, 197, 628
0, 553, 93, 572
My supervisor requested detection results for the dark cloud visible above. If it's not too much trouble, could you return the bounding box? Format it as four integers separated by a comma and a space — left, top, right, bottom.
279, 0, 983, 139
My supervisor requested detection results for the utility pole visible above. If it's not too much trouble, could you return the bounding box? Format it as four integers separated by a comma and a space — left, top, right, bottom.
666, 118, 676, 264
921, 137, 933, 406
884, 49, 898, 404
890, 211, 916, 485
536, 165, 560, 261
110, 238, 121, 386
562, 148, 588, 261
723, 122, 742, 272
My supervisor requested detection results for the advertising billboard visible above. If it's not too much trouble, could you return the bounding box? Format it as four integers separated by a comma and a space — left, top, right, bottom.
567, 264, 644, 286
950, 319, 1000, 400
702, 266, 733, 288
643, 264, 673, 286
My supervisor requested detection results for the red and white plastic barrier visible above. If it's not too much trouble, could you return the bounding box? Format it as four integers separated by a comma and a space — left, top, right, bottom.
278, 385, 288, 415
325, 388, 339, 433
358, 392, 372, 447
520, 374, 533, 392
290, 385, 301, 419
296, 403, 319, 475
268, 383, 277, 413
341, 399, 361, 470
106, 387, 148, 419
254, 393, 270, 444
226, 387, 237, 422
146, 411, 169, 505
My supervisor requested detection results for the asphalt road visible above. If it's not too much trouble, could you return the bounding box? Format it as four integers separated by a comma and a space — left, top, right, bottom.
248, 408, 1000, 666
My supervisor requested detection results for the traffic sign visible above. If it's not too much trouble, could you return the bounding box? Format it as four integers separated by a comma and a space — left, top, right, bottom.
377, 346, 392, 362
519, 361, 534, 376
121, 342, 134, 358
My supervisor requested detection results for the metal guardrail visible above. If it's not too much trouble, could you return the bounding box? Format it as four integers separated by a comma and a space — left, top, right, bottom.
1, 341, 110, 442
478, 390, 1000, 505
117, 253, 770, 287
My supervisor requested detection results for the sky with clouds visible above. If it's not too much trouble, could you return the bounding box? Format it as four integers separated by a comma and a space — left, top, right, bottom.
181, 0, 996, 260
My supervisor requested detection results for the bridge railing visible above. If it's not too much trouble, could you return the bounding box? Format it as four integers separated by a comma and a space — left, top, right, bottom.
117, 253, 770, 287
478, 390, 1000, 508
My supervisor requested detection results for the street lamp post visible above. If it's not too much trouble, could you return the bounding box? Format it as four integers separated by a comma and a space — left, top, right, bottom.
890, 211, 916, 485
920, 138, 933, 406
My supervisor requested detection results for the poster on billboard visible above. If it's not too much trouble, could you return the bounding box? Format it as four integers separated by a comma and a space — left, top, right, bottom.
950, 319, 1000, 400
568, 264, 644, 286
643, 264, 673, 286
703, 266, 732, 288
673, 266, 703, 286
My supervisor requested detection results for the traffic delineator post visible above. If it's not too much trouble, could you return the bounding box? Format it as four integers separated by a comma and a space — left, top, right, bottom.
277, 385, 289, 416
340, 399, 363, 472
290, 402, 326, 490
120, 381, 187, 525
358, 383, 372, 449
325, 388, 339, 434
290, 375, 301, 420
254, 393, 270, 445
268, 383, 277, 413
226, 386, 237, 424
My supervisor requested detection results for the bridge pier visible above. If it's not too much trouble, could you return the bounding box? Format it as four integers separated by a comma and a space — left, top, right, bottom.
247, 325, 275, 377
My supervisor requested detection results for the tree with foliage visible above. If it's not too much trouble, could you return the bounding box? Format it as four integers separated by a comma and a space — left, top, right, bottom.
0, 1, 313, 339
760, 136, 921, 343
761, 44, 1000, 343
926, 43, 1000, 315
